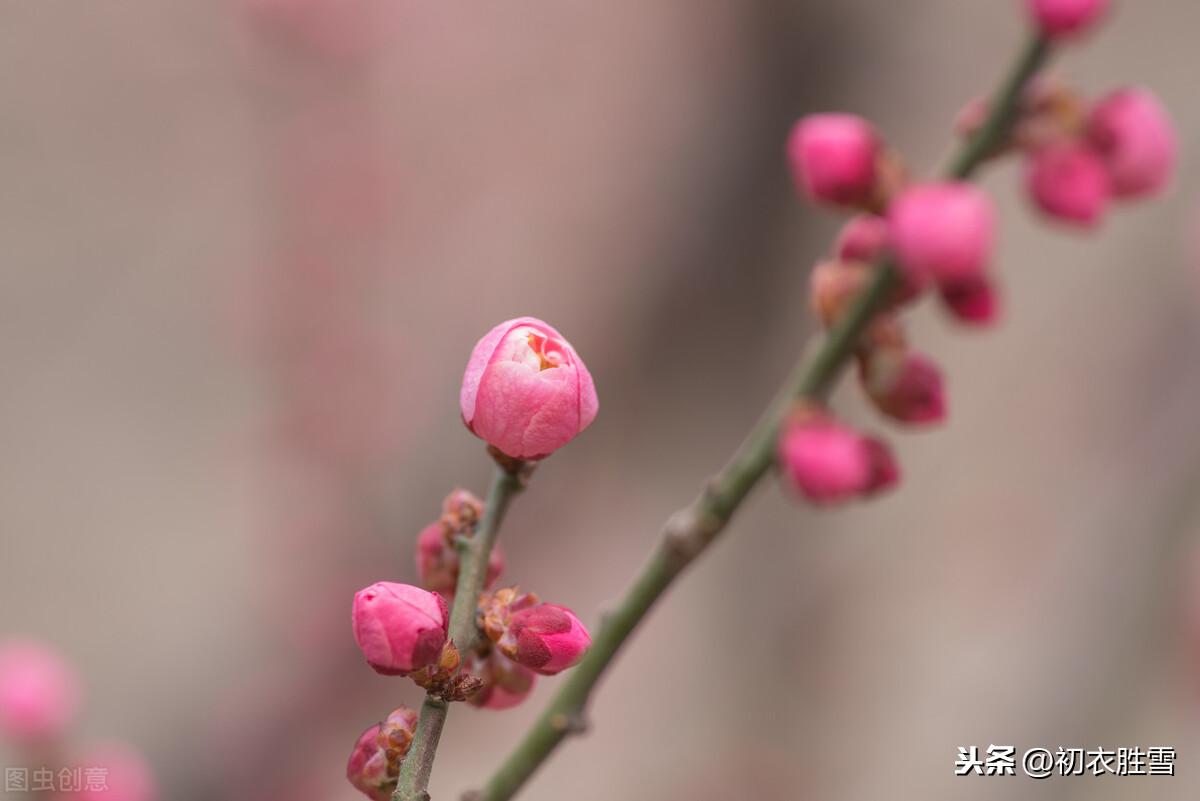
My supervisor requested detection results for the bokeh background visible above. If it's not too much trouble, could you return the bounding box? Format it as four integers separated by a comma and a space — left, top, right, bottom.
3, 1, 1200, 800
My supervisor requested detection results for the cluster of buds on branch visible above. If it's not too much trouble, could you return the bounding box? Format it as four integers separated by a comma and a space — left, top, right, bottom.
348, 317, 598, 800
0, 641, 157, 801
341, 2, 1179, 800
779, 0, 1174, 505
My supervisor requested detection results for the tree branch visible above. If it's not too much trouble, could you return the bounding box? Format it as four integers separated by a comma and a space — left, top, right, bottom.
469, 32, 1052, 801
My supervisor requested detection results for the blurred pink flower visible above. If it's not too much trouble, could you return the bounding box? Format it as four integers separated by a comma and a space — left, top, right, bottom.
861, 350, 948, 426
834, 214, 890, 263
1087, 87, 1178, 199
939, 275, 1001, 326
0, 640, 79, 744
787, 114, 881, 208
1027, 0, 1109, 39
1025, 141, 1111, 227
777, 411, 898, 504
75, 742, 157, 801
889, 182, 995, 284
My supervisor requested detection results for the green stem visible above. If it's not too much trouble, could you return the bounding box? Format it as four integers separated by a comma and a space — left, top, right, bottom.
394, 462, 527, 801
471, 33, 1052, 801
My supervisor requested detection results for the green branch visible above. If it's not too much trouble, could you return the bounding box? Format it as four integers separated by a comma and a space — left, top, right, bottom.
469, 32, 1052, 801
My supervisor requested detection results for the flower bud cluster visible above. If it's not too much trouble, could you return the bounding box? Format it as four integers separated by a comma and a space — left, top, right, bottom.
781, 3, 1172, 504
349, 319, 596, 799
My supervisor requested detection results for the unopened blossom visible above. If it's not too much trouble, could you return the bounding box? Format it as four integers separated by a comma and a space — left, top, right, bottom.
889, 183, 995, 285
787, 114, 881, 208
346, 706, 419, 801
834, 214, 890, 264
860, 349, 948, 425
461, 317, 598, 460
0, 641, 79, 743
1087, 87, 1177, 199
939, 275, 1000, 326
75, 742, 157, 801
352, 582, 449, 675
507, 604, 590, 676
415, 489, 505, 598
776, 409, 898, 504
1028, 0, 1108, 39
465, 649, 537, 711
1025, 141, 1110, 227
484, 592, 591, 677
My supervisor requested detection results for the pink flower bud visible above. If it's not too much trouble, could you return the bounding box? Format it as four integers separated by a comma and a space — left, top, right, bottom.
939, 275, 1000, 326
416, 521, 506, 599
833, 214, 928, 304
503, 604, 590, 676
834, 214, 890, 263
466, 649, 537, 711
1028, 0, 1108, 39
861, 349, 947, 425
1025, 141, 1110, 227
1087, 88, 1177, 199
352, 582, 449, 676
461, 317, 598, 460
0, 641, 79, 743
776, 410, 899, 504
787, 114, 881, 207
888, 183, 995, 285
415, 490, 506, 599
75, 742, 157, 801
346, 707, 418, 801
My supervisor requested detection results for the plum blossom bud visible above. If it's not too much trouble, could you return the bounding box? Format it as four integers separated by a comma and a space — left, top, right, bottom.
465, 649, 537, 711
787, 114, 881, 208
0, 641, 79, 743
834, 214, 927, 305
939, 275, 1000, 326
834, 215, 889, 263
461, 317, 598, 460
415, 490, 505, 598
75, 742, 157, 801
1087, 88, 1177, 199
483, 589, 590, 676
416, 521, 505, 598
1028, 0, 1108, 39
352, 582, 449, 676
503, 604, 590, 676
860, 349, 947, 425
1025, 141, 1110, 227
776, 408, 898, 504
888, 183, 995, 286
346, 706, 419, 801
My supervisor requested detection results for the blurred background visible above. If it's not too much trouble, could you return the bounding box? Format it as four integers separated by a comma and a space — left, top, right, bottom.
2, 1, 1200, 800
